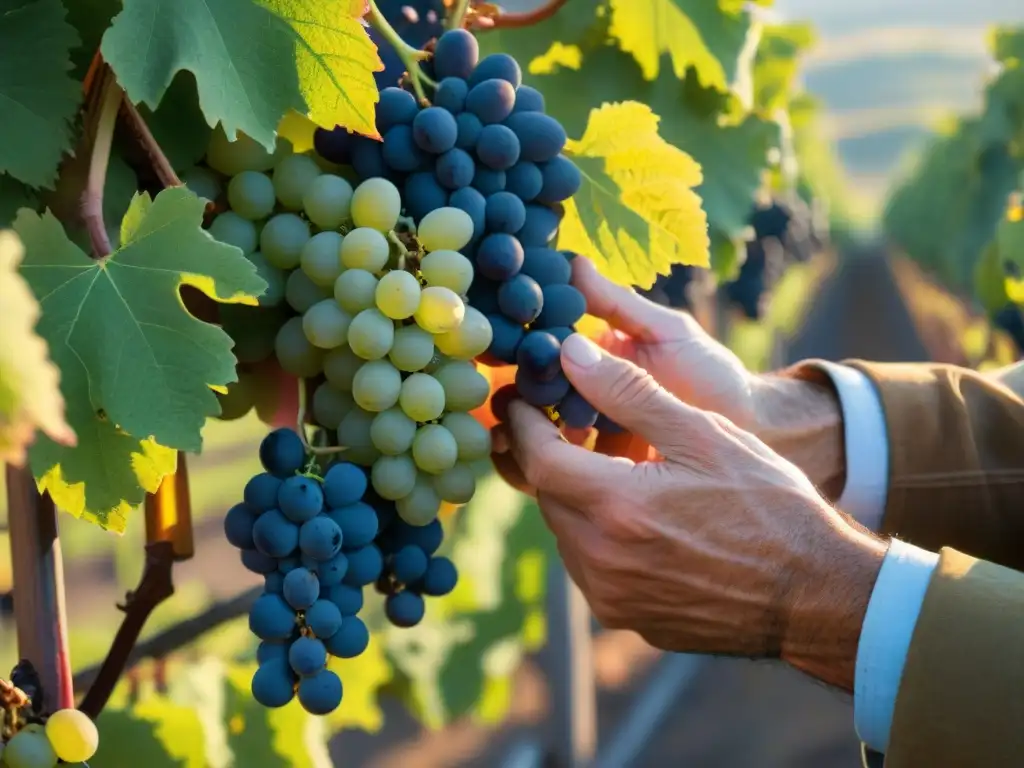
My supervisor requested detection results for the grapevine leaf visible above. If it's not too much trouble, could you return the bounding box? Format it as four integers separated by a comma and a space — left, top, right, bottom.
560, 101, 709, 288
0, 0, 82, 188
974, 242, 1010, 313
608, 0, 756, 90
753, 23, 815, 114
14, 188, 265, 529
325, 635, 392, 733
64, 0, 121, 79
101, 0, 382, 150
1000, 202, 1024, 303
94, 698, 207, 767
140, 73, 214, 172
0, 175, 38, 227
0, 231, 74, 466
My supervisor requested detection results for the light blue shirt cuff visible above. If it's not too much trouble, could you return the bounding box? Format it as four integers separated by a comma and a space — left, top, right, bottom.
854, 539, 939, 753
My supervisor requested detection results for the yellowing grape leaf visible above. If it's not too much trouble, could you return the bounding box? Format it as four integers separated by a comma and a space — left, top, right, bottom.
326, 636, 392, 733
608, 0, 756, 89
560, 102, 710, 289
0, 231, 74, 466
101, 0, 382, 151
0, 0, 82, 188
14, 187, 266, 530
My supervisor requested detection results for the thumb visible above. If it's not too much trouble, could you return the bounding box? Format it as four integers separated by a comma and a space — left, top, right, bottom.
560, 333, 696, 461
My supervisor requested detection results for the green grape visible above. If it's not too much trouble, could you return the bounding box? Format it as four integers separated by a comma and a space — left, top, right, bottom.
398, 373, 446, 422
2, 725, 58, 768
45, 708, 99, 764
183, 165, 222, 203
423, 351, 450, 374
412, 423, 458, 474
396, 474, 442, 526
370, 408, 418, 454
370, 454, 418, 500
227, 171, 276, 220
205, 127, 284, 175
261, 213, 311, 269
420, 249, 474, 294
441, 411, 492, 461
417, 207, 474, 252
388, 325, 435, 372
275, 316, 326, 377
434, 306, 492, 359
323, 346, 363, 390
274, 153, 322, 210
341, 228, 390, 272
216, 374, 255, 421
243, 251, 286, 307
433, 361, 489, 411
303, 173, 354, 230
375, 270, 421, 320
413, 286, 465, 334
431, 463, 477, 504
351, 359, 402, 412
312, 381, 354, 430
334, 269, 379, 314
337, 407, 381, 466
209, 211, 258, 254
351, 177, 401, 232
300, 231, 345, 288
286, 269, 331, 313
303, 299, 352, 349
347, 308, 395, 360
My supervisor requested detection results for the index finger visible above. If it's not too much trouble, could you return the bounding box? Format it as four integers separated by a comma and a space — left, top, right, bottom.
507, 400, 633, 505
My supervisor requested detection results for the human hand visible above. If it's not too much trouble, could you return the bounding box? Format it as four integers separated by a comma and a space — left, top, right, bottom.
497, 333, 885, 690
572, 259, 847, 495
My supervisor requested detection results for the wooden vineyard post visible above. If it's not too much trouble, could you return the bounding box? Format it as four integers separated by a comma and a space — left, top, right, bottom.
144, 451, 195, 560
5, 464, 74, 710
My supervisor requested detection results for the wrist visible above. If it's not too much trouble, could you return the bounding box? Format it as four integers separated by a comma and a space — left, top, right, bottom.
752, 374, 846, 500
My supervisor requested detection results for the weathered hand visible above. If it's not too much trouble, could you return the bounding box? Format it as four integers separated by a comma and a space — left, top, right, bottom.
499, 333, 885, 690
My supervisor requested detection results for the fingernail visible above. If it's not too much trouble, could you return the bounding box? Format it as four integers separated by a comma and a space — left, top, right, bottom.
562, 333, 602, 368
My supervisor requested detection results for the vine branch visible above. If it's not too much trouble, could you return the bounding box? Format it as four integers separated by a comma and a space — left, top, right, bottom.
78, 542, 175, 719
119, 98, 182, 190
482, 0, 569, 29
367, 0, 437, 104
81, 69, 122, 259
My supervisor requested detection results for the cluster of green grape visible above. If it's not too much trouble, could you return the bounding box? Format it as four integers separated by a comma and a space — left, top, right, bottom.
0, 700, 98, 768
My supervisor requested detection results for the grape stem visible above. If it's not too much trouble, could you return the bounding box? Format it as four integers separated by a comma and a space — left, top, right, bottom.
81, 67, 122, 259
366, 0, 437, 104
388, 230, 412, 270
119, 97, 182, 190
445, 0, 471, 29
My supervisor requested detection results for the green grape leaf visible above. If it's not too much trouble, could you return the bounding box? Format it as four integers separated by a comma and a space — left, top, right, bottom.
0, 231, 74, 466
975, 241, 1010, 313
325, 635, 392, 733
0, 0, 82, 188
559, 101, 710, 289
0, 175, 38, 227
1000, 202, 1024, 303
140, 73, 214, 172
65, 0, 122, 79
608, 0, 756, 91
753, 23, 815, 114
93, 696, 207, 767
101, 0, 383, 151
14, 187, 265, 530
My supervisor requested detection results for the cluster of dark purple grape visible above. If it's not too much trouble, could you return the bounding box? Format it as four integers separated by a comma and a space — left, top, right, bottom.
224, 427, 457, 715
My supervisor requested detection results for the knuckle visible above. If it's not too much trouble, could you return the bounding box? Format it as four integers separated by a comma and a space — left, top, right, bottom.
606, 365, 659, 408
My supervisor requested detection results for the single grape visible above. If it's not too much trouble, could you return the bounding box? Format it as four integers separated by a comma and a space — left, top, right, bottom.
299, 516, 344, 561
558, 388, 599, 429
477, 233, 524, 280
253, 509, 300, 558
341, 227, 391, 272
261, 213, 311, 269
385, 590, 426, 628
343, 544, 384, 586
517, 204, 561, 247
433, 361, 490, 411
209, 211, 258, 254
250, 593, 298, 640
418, 207, 475, 252
322, 461, 368, 507
536, 284, 586, 328
228, 171, 276, 220
311, 551, 349, 587
265, 571, 285, 594
377, 87, 420, 133
305, 598, 343, 639
302, 174, 354, 229
350, 135, 387, 180
513, 85, 545, 113
455, 112, 484, 150
515, 368, 571, 406
505, 161, 544, 202
260, 428, 306, 477
537, 155, 582, 203
412, 424, 458, 474
44, 709, 98, 764
388, 518, 444, 554
485, 191, 527, 234
371, 454, 419, 500
314, 127, 355, 163
435, 147, 475, 189
392, 544, 430, 584
224, 503, 257, 549
206, 127, 281, 175
399, 373, 446, 422
433, 29, 479, 80
323, 346, 363, 390
468, 52, 522, 88
348, 308, 396, 360
252, 658, 297, 708
242, 548, 278, 575
498, 274, 544, 324
382, 124, 427, 172
517, 331, 562, 381
414, 286, 465, 334
520, 247, 571, 286
289, 636, 328, 677
324, 615, 370, 657
375, 270, 422, 320
431, 462, 476, 504
274, 153, 322, 210
476, 124, 521, 171
434, 306, 493, 359
434, 77, 469, 113
413, 107, 458, 154
420, 249, 474, 294
257, 639, 289, 664
466, 78, 516, 124
418, 556, 459, 596
300, 231, 345, 288
337, 408, 381, 466
325, 583, 364, 616
286, 269, 332, 313
484, 313, 524, 363
441, 412, 492, 461
548, 325, 575, 343
448, 186, 486, 238
404, 172, 449, 221
370, 408, 418, 455
351, 177, 402, 231
184, 165, 222, 202
283, 567, 321, 610
352, 359, 403, 412
472, 166, 506, 196
245, 472, 283, 512
327, 501, 379, 548
3, 725, 58, 768
303, 299, 352, 349
389, 325, 436, 371
396, 475, 442, 526
312, 382, 354, 431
